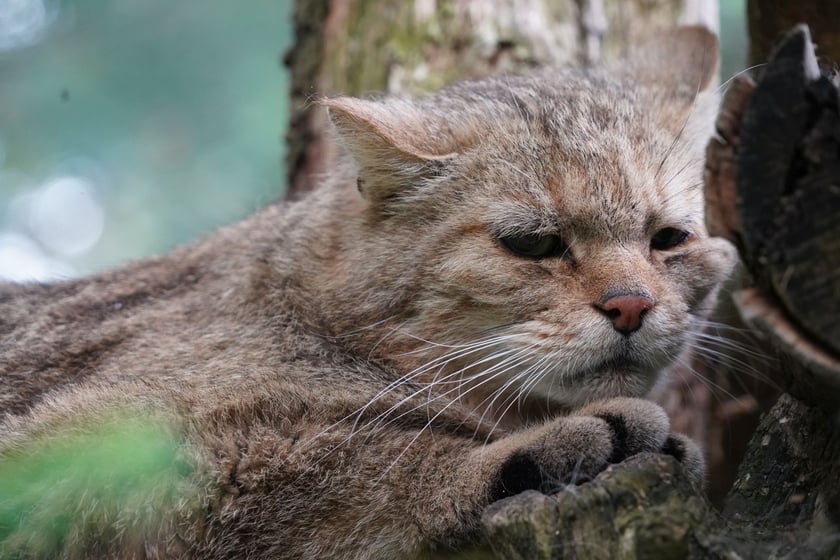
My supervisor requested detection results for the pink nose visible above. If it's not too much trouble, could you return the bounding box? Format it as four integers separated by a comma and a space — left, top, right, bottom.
594, 294, 655, 334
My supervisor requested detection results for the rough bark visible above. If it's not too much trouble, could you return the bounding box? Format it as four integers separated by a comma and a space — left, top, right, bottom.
284, 0, 714, 197
693, 5, 840, 505
479, 393, 840, 559
283, 0, 329, 199
736, 28, 840, 358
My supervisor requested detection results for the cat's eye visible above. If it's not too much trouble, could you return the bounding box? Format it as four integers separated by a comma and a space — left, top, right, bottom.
650, 228, 691, 251
499, 233, 566, 259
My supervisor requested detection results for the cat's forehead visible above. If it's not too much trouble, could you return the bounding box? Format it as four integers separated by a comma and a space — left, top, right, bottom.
436, 68, 708, 233
477, 111, 703, 237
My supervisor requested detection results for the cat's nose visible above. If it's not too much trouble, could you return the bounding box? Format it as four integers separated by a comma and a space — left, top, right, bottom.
594, 294, 655, 335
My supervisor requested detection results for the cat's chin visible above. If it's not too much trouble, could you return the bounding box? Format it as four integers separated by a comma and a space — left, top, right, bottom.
578, 356, 644, 380
531, 357, 661, 410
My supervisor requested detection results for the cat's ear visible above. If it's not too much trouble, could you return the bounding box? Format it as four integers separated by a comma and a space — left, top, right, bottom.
624, 25, 720, 96
322, 96, 458, 203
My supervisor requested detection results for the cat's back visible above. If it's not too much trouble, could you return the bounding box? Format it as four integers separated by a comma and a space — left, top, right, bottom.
0, 203, 309, 415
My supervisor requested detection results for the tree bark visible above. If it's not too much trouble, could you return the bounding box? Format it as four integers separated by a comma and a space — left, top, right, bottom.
284, 0, 715, 197
675, 0, 840, 507
479, 393, 840, 559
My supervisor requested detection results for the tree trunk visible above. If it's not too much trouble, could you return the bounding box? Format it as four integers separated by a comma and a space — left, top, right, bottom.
284, 0, 716, 197
669, 0, 840, 507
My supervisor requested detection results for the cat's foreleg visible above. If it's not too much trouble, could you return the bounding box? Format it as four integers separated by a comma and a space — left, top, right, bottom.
222, 396, 701, 559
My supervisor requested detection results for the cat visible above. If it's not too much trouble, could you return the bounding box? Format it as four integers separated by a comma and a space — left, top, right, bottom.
0, 26, 736, 559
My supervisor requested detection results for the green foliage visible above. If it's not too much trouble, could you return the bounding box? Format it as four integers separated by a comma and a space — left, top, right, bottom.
0, 414, 199, 557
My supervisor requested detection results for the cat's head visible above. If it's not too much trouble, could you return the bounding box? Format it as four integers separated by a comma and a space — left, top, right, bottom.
322, 26, 737, 411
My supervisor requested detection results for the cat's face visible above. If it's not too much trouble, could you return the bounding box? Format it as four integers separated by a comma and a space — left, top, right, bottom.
324, 27, 737, 411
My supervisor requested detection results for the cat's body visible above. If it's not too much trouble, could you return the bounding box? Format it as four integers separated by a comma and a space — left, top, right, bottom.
0, 27, 736, 559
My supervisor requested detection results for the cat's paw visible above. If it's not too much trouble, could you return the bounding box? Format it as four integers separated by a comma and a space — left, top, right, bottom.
488, 398, 704, 500
575, 397, 671, 461
490, 399, 668, 498
578, 398, 705, 484
490, 415, 617, 499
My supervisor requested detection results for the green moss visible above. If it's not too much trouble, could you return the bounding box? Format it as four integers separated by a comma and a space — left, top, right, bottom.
615, 497, 701, 560
322, 0, 483, 97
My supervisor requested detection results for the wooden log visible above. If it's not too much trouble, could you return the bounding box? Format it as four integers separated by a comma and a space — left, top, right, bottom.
478, 393, 840, 559
482, 455, 719, 560
735, 24, 840, 398
724, 26, 840, 407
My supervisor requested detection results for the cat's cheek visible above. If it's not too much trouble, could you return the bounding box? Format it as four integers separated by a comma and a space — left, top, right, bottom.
704, 237, 739, 279
662, 237, 737, 310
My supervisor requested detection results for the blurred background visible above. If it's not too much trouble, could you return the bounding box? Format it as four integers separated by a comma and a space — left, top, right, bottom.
0, 0, 745, 281
0, 0, 292, 280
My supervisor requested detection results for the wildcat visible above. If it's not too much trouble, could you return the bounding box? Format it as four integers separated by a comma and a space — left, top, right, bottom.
0, 26, 736, 559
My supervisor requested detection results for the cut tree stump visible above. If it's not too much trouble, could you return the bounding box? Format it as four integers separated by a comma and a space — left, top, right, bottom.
736, 24, 840, 363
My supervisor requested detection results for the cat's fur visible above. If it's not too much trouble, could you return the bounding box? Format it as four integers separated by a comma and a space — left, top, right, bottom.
0, 27, 736, 559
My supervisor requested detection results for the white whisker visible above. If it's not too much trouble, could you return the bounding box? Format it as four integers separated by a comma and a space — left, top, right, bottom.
377, 344, 542, 479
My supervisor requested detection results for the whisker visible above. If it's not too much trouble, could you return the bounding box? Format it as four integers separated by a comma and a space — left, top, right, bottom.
469, 349, 547, 437
350, 337, 523, 435
671, 351, 742, 405
377, 345, 542, 479
716, 63, 766, 94
686, 342, 781, 392
363, 346, 526, 437
481, 358, 558, 446
288, 331, 522, 468
366, 319, 410, 359
690, 331, 774, 363
386, 343, 541, 427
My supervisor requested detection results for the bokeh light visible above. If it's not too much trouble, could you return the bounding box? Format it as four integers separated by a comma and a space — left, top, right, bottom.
27, 175, 104, 257
0, 0, 56, 52
0, 232, 71, 281
0, 1, 291, 281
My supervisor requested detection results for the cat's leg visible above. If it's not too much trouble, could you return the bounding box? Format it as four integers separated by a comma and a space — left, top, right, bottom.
211, 397, 697, 559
